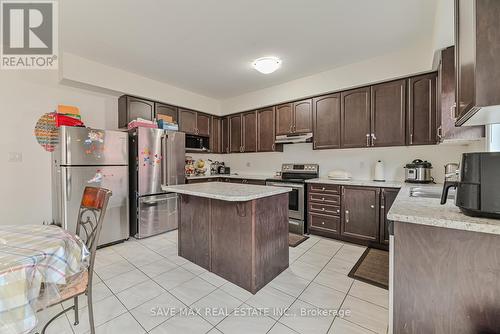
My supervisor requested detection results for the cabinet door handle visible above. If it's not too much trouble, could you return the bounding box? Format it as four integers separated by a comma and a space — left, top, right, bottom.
322, 208, 325, 211
366, 134, 370, 147
322, 197, 325, 201
271, 143, 275, 151
289, 124, 293, 133
336, 209, 340, 213
371, 133, 376, 146
410, 133, 413, 145
370, 205, 375, 209
321, 221, 325, 225
381, 205, 385, 209
322, 187, 325, 191
345, 210, 349, 223
451, 102, 456, 119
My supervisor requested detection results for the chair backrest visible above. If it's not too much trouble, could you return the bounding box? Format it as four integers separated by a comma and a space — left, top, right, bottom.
75, 186, 112, 282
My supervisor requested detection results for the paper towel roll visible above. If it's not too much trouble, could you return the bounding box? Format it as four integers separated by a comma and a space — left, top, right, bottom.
374, 160, 385, 181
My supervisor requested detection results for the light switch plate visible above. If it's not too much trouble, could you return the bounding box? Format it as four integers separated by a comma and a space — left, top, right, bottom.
8, 152, 22, 163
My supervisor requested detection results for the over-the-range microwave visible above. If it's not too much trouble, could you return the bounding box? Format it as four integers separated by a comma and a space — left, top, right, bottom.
185, 134, 210, 152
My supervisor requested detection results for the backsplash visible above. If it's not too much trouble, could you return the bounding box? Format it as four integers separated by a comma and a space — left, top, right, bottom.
191, 140, 485, 183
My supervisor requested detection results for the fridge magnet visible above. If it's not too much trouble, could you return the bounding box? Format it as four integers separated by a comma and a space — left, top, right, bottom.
34, 112, 59, 152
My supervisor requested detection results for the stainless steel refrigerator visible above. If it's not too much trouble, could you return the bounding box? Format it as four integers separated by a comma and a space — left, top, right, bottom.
129, 128, 185, 239
52, 126, 129, 247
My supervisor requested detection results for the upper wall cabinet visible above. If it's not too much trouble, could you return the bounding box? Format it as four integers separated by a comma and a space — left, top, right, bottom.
242, 111, 257, 153
118, 96, 155, 128
210, 116, 222, 153
155, 103, 178, 123
437, 46, 484, 141
407, 73, 438, 146
341, 87, 371, 148
229, 114, 243, 153
276, 99, 312, 135
455, 0, 500, 125
371, 80, 406, 147
312, 94, 341, 150
257, 107, 279, 152
179, 109, 210, 136
222, 117, 229, 154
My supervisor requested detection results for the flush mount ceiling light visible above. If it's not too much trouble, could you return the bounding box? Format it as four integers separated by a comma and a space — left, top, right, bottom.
252, 56, 282, 74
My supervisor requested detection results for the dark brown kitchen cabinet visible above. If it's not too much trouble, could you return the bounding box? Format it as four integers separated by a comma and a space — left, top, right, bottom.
275, 99, 312, 135
155, 103, 178, 123
242, 111, 257, 152
371, 80, 406, 147
437, 46, 484, 141
341, 87, 371, 148
118, 96, 155, 128
341, 186, 380, 242
257, 107, 279, 152
379, 188, 399, 245
210, 116, 222, 153
179, 109, 210, 136
407, 73, 438, 145
293, 99, 313, 133
222, 117, 229, 153
179, 108, 198, 134
455, 0, 500, 125
312, 93, 341, 149
229, 114, 242, 153
197, 113, 210, 137
276, 103, 293, 135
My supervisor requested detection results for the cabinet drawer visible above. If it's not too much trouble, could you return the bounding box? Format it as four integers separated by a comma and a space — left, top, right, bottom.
309, 193, 340, 205
309, 214, 340, 233
309, 203, 340, 216
309, 183, 340, 194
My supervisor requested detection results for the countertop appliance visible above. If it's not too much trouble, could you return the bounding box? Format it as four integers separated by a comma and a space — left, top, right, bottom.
404, 159, 433, 183
444, 162, 460, 180
266, 163, 319, 235
441, 152, 500, 219
218, 165, 230, 175
374, 160, 385, 182
129, 128, 185, 238
52, 126, 129, 247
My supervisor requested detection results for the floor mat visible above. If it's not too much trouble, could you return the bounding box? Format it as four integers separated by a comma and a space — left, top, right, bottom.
348, 247, 389, 289
288, 233, 309, 247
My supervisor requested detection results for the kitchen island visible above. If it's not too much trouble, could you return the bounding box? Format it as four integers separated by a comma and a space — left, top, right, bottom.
162, 182, 291, 294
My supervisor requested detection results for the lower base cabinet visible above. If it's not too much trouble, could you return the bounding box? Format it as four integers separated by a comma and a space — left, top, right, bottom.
308, 183, 399, 249
186, 177, 266, 185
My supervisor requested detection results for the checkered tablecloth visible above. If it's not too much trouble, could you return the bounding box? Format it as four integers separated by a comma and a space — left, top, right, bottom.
0, 225, 89, 334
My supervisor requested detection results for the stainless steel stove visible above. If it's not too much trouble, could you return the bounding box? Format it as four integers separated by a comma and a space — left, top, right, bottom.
266, 163, 319, 235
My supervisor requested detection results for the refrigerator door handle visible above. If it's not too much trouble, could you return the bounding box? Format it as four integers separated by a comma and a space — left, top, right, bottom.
161, 134, 168, 187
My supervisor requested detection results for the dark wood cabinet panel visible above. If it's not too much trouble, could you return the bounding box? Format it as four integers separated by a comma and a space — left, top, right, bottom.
309, 213, 340, 235
118, 96, 155, 128
408, 73, 438, 145
313, 94, 341, 149
210, 116, 221, 153
293, 99, 313, 133
341, 186, 380, 242
371, 80, 406, 147
380, 188, 399, 245
438, 46, 484, 141
242, 111, 257, 152
179, 108, 197, 135
197, 113, 210, 137
341, 87, 371, 148
229, 114, 242, 153
222, 117, 229, 153
257, 107, 276, 152
276, 103, 293, 135
155, 103, 178, 123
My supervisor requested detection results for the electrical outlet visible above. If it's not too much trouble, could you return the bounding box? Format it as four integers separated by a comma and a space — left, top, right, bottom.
246, 162, 251, 167
8, 152, 22, 163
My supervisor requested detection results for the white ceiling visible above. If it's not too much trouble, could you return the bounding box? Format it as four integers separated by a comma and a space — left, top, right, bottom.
61, 0, 437, 99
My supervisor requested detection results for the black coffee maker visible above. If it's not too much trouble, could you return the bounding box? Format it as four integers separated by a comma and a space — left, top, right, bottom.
441, 152, 500, 219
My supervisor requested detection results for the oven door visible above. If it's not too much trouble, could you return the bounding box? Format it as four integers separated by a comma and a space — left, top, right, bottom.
266, 181, 304, 221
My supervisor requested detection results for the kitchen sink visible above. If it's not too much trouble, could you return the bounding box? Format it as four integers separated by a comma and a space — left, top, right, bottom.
409, 186, 455, 200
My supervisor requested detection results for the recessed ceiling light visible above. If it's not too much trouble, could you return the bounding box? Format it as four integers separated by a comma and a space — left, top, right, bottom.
252, 56, 282, 74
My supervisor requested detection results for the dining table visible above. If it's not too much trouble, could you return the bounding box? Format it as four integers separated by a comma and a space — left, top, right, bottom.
0, 224, 89, 334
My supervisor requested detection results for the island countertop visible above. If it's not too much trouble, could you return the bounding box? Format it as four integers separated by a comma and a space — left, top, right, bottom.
162, 182, 291, 201
388, 183, 500, 235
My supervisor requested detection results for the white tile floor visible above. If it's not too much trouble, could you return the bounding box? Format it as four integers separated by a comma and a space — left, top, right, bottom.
36, 231, 389, 334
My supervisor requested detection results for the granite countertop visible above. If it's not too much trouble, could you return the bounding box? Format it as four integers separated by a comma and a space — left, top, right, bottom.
162, 182, 291, 201
185, 173, 272, 181
388, 183, 500, 236
305, 178, 403, 188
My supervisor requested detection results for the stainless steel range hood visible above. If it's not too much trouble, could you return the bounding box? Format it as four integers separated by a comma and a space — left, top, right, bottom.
275, 133, 313, 144
457, 105, 500, 127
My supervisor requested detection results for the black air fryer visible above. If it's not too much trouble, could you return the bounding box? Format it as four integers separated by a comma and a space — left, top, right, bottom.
441, 152, 500, 219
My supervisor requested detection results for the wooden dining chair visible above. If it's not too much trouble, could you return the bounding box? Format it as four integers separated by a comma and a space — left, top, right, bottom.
39, 186, 112, 334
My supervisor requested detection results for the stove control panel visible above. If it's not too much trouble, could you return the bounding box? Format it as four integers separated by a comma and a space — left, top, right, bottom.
281, 163, 319, 173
